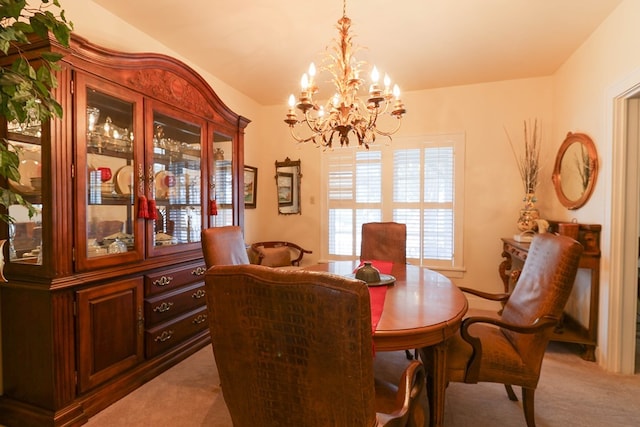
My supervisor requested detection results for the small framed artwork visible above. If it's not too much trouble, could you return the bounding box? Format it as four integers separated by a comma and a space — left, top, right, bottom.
277, 172, 293, 207
244, 165, 258, 209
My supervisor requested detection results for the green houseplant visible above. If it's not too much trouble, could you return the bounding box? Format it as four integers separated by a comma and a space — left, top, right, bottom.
0, 0, 72, 223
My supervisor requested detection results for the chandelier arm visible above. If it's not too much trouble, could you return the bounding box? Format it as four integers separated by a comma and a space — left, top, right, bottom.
288, 125, 320, 144
371, 119, 403, 137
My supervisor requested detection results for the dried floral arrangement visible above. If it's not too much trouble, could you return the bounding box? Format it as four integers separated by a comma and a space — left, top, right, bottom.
505, 119, 542, 195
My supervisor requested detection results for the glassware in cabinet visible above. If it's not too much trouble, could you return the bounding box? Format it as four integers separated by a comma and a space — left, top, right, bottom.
75, 74, 145, 271
5, 116, 44, 266
147, 107, 203, 256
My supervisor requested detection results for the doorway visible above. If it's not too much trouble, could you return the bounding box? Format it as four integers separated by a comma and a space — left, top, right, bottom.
625, 96, 640, 374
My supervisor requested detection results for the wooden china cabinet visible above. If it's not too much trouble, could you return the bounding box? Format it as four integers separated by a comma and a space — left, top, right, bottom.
0, 34, 249, 426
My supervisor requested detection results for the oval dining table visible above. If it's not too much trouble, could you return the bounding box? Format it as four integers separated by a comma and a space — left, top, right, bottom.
304, 260, 468, 427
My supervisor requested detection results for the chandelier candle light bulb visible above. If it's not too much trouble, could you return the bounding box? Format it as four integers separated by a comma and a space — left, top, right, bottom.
284, 0, 405, 149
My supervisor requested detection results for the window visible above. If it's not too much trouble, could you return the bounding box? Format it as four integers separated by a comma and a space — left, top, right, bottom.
322, 133, 465, 274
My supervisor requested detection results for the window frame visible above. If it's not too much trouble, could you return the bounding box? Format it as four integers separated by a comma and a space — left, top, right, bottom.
320, 133, 465, 277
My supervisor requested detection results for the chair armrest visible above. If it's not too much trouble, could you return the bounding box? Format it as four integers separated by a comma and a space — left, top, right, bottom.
461, 315, 559, 340
286, 242, 313, 266
459, 315, 559, 381
375, 360, 425, 427
459, 286, 511, 303
250, 241, 313, 266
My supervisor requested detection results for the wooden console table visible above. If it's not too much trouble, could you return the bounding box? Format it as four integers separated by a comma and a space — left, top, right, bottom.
499, 221, 601, 361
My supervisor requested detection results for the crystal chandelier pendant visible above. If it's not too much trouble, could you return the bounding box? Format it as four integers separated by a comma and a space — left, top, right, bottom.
284, 0, 406, 149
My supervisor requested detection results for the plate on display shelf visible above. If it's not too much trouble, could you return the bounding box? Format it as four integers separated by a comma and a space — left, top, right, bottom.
155, 170, 175, 199
8, 159, 41, 195
115, 165, 134, 195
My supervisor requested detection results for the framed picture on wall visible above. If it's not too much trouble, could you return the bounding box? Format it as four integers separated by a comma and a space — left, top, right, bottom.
244, 165, 257, 208
277, 172, 293, 207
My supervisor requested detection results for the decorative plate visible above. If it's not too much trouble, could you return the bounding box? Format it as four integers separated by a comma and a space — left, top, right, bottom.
344, 273, 396, 287
155, 170, 175, 199
115, 165, 134, 195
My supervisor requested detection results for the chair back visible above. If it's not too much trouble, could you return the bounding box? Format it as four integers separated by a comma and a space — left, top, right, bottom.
361, 222, 407, 264
204, 264, 377, 427
501, 233, 583, 364
201, 226, 249, 268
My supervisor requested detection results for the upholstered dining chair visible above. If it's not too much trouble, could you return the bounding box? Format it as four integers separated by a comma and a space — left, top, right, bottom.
201, 226, 249, 269
204, 264, 426, 427
361, 221, 414, 359
420, 233, 583, 427
361, 222, 407, 265
249, 241, 312, 267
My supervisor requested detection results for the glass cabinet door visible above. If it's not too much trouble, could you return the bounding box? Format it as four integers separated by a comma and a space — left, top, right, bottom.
209, 132, 234, 227
147, 106, 203, 256
75, 74, 144, 271
5, 114, 44, 266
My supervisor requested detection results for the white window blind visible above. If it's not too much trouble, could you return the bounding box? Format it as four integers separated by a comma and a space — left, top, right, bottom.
211, 160, 233, 227
323, 133, 464, 272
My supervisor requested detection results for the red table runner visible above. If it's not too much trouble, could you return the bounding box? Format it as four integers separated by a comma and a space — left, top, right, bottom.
356, 260, 393, 333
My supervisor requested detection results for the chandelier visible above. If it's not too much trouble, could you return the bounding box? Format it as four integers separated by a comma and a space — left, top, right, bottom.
284, 0, 406, 149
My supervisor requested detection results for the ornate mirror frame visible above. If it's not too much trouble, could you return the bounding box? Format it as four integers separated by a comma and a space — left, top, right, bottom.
551, 132, 599, 210
275, 157, 301, 215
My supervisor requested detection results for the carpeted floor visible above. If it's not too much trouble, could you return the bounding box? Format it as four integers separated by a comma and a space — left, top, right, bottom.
85, 341, 640, 427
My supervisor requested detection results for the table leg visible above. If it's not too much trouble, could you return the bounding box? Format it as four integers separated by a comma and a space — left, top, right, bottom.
420, 340, 449, 427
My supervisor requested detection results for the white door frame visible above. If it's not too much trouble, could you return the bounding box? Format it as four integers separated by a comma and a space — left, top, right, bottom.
606, 73, 640, 374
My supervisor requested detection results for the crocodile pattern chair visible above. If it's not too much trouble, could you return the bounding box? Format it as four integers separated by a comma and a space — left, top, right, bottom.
205, 264, 425, 427
421, 233, 583, 427
201, 226, 249, 268
361, 222, 407, 265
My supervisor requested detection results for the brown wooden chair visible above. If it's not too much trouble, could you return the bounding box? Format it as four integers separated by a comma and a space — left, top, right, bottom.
201, 226, 249, 269
361, 222, 407, 265
421, 233, 583, 427
204, 264, 425, 427
361, 222, 414, 359
249, 241, 312, 267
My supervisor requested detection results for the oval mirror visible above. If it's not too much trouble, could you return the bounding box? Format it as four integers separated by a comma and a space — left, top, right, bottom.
275, 157, 301, 215
551, 132, 598, 210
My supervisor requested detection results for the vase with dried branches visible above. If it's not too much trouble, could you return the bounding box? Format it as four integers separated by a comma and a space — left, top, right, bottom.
505, 119, 542, 232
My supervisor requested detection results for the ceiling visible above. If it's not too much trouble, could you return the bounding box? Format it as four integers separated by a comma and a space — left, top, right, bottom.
93, 0, 621, 106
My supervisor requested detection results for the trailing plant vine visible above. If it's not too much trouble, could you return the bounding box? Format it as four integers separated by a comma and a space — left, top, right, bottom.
0, 0, 72, 223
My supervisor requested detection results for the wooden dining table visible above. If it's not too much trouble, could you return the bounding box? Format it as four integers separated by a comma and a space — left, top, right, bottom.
305, 260, 468, 427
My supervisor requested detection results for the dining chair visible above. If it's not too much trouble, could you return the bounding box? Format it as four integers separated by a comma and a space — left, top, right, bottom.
361, 221, 414, 360
360, 222, 407, 265
204, 264, 426, 427
201, 226, 249, 268
249, 240, 312, 267
421, 233, 583, 427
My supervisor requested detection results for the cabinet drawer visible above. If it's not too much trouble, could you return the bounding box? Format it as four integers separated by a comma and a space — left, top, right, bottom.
145, 263, 207, 296
145, 281, 206, 326
145, 306, 209, 358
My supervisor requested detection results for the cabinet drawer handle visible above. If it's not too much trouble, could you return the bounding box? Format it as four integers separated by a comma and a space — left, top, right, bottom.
192, 289, 206, 299
153, 276, 173, 287
192, 266, 207, 276
192, 314, 207, 325
154, 330, 174, 342
153, 302, 174, 313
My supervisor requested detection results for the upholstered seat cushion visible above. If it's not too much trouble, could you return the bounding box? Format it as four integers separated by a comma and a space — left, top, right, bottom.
446, 324, 539, 387
256, 246, 291, 267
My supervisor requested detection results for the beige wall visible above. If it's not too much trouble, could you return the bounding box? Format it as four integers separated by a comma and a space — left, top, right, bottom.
550, 0, 640, 373
256, 78, 555, 297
